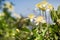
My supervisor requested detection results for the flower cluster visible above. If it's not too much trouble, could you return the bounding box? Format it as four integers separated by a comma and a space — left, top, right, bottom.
28, 14, 46, 25
4, 1, 14, 12
36, 1, 53, 11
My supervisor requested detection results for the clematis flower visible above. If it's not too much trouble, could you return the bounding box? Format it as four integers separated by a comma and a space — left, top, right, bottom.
36, 1, 48, 11
47, 4, 53, 10
4, 1, 11, 8
36, 1, 53, 11
28, 14, 35, 19
35, 16, 44, 23
8, 6, 14, 12
36, 1, 48, 8
4, 1, 14, 12
35, 1, 54, 24
35, 16, 46, 23
36, 3, 42, 8
28, 14, 35, 22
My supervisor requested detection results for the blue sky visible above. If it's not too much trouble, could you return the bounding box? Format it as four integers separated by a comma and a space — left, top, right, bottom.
9, 0, 60, 16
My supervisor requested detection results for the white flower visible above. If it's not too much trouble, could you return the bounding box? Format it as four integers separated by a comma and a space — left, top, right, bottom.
28, 14, 35, 19
28, 14, 35, 22
35, 16, 44, 23
13, 13, 21, 19
4, 1, 14, 12
4, 1, 11, 8
36, 1, 53, 11
35, 16, 46, 25
8, 6, 14, 12
47, 4, 53, 10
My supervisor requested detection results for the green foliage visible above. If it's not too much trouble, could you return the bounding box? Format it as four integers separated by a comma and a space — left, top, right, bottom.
0, 1, 60, 40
